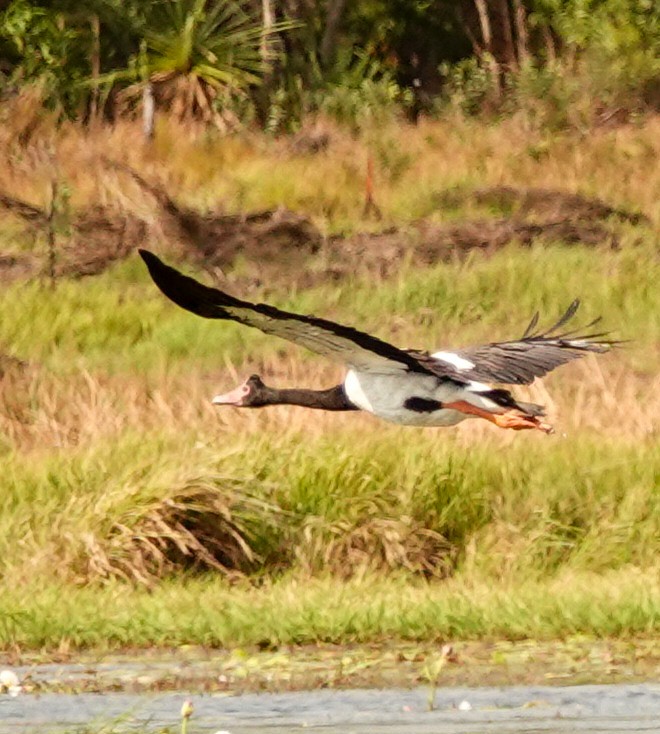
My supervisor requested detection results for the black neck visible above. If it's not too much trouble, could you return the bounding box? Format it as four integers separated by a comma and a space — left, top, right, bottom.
261, 384, 358, 411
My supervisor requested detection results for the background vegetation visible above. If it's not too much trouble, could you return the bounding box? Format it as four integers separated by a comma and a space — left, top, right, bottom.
1, 0, 658, 131
0, 1, 658, 656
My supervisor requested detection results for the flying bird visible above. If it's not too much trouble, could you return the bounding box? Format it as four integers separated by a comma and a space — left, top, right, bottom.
139, 249, 616, 434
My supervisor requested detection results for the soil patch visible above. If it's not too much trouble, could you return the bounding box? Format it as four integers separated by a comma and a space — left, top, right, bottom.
0, 169, 648, 287
436, 185, 649, 225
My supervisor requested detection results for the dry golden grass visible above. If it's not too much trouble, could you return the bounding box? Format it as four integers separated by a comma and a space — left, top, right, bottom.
1, 347, 658, 457
0, 95, 658, 237
0, 105, 658, 648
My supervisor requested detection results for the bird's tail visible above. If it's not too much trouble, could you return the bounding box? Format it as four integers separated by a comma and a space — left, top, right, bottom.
512, 399, 546, 418
481, 388, 546, 418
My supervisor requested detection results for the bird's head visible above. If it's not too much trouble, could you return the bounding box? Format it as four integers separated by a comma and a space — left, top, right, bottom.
212, 374, 269, 408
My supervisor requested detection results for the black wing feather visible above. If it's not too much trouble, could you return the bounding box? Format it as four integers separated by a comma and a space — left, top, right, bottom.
521, 311, 539, 339
446, 301, 617, 385
139, 250, 433, 375
141, 250, 616, 386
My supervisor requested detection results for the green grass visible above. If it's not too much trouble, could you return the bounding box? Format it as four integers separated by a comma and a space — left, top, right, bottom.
4, 428, 659, 576
1, 570, 658, 650
0, 426, 658, 649
1, 238, 658, 374
0, 115, 658, 655
1, 241, 658, 649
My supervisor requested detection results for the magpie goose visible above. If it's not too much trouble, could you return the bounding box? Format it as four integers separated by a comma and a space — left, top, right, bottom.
140, 249, 616, 434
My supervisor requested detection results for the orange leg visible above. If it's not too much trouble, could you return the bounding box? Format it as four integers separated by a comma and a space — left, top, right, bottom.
445, 400, 554, 434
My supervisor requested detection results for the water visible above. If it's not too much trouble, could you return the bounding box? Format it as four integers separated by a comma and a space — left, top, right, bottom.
1, 683, 659, 733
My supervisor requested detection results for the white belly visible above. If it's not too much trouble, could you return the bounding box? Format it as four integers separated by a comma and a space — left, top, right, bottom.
343, 370, 469, 427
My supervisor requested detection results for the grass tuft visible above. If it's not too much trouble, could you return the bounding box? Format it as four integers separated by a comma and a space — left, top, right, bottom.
81, 478, 285, 585
0, 112, 658, 651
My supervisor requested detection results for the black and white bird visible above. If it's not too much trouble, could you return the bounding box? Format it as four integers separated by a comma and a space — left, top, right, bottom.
139, 249, 616, 434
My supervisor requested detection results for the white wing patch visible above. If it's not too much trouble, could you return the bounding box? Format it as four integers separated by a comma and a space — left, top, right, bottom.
432, 351, 475, 371
466, 380, 491, 392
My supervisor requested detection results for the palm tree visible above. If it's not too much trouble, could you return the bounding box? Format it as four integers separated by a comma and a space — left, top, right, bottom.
108, 0, 291, 129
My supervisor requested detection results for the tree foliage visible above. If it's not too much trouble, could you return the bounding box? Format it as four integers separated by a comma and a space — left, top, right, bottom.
0, 0, 657, 127
101, 0, 293, 125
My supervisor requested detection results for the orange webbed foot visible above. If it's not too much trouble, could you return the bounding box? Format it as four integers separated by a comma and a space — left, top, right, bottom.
492, 411, 554, 434
445, 401, 554, 434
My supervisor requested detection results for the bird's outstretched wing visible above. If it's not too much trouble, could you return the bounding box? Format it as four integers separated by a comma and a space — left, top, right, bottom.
415, 300, 617, 385
139, 250, 432, 375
